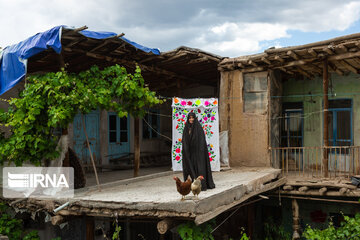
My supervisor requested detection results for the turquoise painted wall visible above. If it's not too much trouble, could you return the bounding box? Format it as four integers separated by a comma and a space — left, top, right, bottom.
281, 72, 360, 147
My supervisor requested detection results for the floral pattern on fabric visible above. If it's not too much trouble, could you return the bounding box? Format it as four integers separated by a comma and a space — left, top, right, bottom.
172, 138, 183, 163
172, 98, 220, 171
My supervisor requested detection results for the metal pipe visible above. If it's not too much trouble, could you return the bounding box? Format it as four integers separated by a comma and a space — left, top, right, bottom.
54, 202, 70, 213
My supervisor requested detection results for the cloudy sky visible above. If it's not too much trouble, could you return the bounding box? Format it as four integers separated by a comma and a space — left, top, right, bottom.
1, 0, 360, 57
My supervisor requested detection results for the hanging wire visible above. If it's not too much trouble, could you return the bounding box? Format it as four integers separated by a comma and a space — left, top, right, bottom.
142, 117, 172, 142
158, 91, 360, 100
146, 108, 328, 121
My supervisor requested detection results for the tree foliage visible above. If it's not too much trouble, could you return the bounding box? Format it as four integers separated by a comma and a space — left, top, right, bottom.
303, 213, 360, 240
0, 64, 162, 166
177, 220, 215, 240
0, 202, 40, 240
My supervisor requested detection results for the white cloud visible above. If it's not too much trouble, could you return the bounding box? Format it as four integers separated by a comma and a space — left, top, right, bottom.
1, 0, 360, 58
191, 22, 290, 57
283, 1, 360, 32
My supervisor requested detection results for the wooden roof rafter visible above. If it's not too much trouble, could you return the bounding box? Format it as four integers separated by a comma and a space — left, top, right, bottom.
25, 27, 222, 90
219, 32, 360, 76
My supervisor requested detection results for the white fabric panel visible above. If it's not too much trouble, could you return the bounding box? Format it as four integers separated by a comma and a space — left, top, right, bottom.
171, 98, 220, 171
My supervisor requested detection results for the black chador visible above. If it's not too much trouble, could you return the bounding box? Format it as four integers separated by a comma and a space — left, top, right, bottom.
182, 112, 215, 191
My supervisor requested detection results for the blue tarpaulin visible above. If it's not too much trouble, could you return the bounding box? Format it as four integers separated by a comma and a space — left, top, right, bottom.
0, 26, 160, 95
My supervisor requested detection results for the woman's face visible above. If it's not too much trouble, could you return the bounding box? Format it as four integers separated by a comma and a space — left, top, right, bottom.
189, 116, 195, 124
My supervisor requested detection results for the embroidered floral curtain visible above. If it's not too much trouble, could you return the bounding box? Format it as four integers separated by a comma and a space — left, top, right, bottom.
171, 97, 220, 171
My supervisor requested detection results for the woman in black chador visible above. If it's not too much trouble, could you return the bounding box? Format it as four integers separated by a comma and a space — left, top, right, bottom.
182, 112, 215, 190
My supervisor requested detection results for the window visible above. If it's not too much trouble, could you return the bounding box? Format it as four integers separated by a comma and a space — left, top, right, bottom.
108, 113, 128, 143
281, 102, 303, 147
143, 110, 160, 139
243, 72, 268, 114
109, 115, 117, 143
328, 99, 352, 146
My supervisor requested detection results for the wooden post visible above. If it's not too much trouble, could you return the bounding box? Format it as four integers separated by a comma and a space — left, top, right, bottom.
247, 204, 254, 239
323, 59, 329, 178
125, 219, 131, 240
81, 114, 101, 191
292, 199, 300, 240
86, 216, 95, 240
62, 128, 70, 167
134, 118, 140, 177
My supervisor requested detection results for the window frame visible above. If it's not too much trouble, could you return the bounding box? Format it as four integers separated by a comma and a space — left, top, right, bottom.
243, 72, 268, 114
280, 103, 304, 147
142, 109, 160, 140
108, 112, 129, 144
327, 99, 353, 146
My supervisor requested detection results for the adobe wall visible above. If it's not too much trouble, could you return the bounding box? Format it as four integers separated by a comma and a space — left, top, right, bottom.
219, 70, 270, 167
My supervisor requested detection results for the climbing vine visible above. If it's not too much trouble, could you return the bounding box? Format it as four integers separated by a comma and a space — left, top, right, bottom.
0, 64, 163, 166
0, 202, 39, 240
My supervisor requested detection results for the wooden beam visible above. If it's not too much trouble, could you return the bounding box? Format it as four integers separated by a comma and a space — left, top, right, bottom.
323, 59, 329, 178
134, 118, 140, 177
274, 58, 316, 69
188, 57, 209, 64
139, 55, 164, 64
323, 47, 334, 55
157, 219, 181, 235
261, 57, 271, 65
339, 187, 348, 195
65, 38, 87, 48
160, 52, 188, 63
319, 187, 327, 195
248, 60, 257, 67
299, 186, 309, 192
328, 62, 344, 76
51, 215, 67, 225
309, 63, 322, 73
74, 25, 88, 32
266, 32, 360, 53
287, 50, 299, 60
285, 181, 357, 190
275, 195, 360, 204
328, 50, 360, 61
241, 66, 266, 73
63, 47, 197, 84
88, 33, 125, 53
279, 67, 294, 75
339, 60, 358, 74
296, 67, 313, 79
336, 44, 348, 53
195, 52, 221, 62
308, 49, 318, 57
274, 55, 285, 63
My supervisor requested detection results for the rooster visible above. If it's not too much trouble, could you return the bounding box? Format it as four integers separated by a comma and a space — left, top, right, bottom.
174, 176, 192, 201
191, 176, 204, 200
